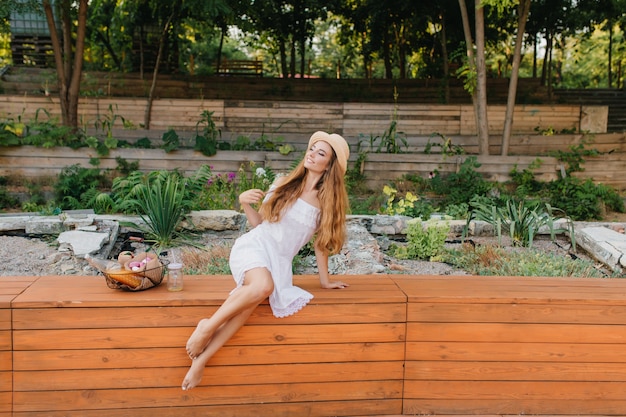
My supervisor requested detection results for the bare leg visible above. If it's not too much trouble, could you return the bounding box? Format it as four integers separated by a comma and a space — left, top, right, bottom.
185, 267, 274, 358
181, 304, 256, 390
181, 267, 274, 390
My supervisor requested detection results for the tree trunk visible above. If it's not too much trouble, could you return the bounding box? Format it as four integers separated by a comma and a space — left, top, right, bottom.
144, 12, 174, 130
608, 20, 613, 88
43, 0, 87, 129
383, 31, 392, 79
279, 39, 287, 77
458, 0, 481, 149
501, 0, 531, 156
439, 11, 451, 104
474, 0, 489, 155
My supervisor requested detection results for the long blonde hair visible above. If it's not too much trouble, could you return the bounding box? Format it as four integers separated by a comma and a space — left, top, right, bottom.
259, 151, 348, 255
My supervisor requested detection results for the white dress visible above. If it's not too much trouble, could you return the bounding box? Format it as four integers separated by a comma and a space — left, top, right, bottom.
229, 194, 320, 318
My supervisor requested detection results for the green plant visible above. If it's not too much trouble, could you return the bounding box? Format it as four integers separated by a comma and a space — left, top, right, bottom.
194, 110, 221, 156
508, 159, 547, 199
546, 176, 624, 221
116, 170, 205, 250
549, 137, 600, 175
20, 109, 82, 149
424, 132, 465, 157
443, 244, 606, 277
430, 156, 493, 206
193, 162, 274, 211
392, 218, 449, 261
467, 197, 575, 248
382, 185, 434, 219
54, 164, 111, 210
161, 129, 180, 153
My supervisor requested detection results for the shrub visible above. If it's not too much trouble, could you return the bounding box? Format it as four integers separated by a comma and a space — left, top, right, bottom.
392, 218, 449, 261
430, 156, 492, 206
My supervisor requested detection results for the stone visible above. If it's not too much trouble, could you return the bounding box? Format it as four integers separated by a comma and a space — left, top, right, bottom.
57, 230, 110, 257
25, 217, 65, 234
181, 210, 246, 231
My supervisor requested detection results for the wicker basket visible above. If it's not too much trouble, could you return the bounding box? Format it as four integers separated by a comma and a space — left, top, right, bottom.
103, 252, 168, 291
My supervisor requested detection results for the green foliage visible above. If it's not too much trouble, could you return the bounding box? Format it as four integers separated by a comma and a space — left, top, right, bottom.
193, 162, 274, 211
382, 185, 435, 219
16, 109, 82, 149
113, 170, 212, 250
424, 132, 466, 156
508, 159, 546, 198
549, 138, 600, 175
161, 129, 180, 153
0, 187, 19, 210
467, 197, 575, 248
193, 110, 221, 157
443, 245, 607, 278
54, 165, 110, 210
547, 176, 624, 221
430, 156, 492, 206
392, 218, 449, 261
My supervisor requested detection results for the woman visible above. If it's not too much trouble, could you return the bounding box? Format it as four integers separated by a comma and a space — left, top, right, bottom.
181, 131, 351, 391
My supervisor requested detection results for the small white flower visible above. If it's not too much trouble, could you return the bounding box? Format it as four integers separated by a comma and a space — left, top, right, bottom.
255, 167, 266, 177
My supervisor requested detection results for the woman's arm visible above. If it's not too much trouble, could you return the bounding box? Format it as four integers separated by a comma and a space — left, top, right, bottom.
314, 240, 349, 289
238, 189, 265, 227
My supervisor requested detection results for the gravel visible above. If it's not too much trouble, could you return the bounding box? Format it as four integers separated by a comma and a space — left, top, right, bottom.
0, 233, 595, 278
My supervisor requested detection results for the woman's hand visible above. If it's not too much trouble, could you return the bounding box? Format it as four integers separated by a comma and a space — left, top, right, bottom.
239, 189, 265, 205
239, 189, 265, 227
321, 280, 349, 289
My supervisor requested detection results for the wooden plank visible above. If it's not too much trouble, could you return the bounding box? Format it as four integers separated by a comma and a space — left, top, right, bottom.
406, 360, 626, 381
13, 322, 406, 350
404, 398, 626, 416
13, 302, 407, 329
406, 341, 626, 362
14, 342, 405, 371
13, 380, 403, 411
10, 399, 402, 417
11, 275, 405, 308
407, 302, 626, 324
15, 361, 404, 390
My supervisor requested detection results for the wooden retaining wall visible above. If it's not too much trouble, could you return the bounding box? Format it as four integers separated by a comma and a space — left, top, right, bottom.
0, 147, 564, 190
5, 274, 626, 416
0, 96, 608, 137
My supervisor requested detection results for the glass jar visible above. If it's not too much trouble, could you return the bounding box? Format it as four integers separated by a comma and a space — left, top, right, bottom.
167, 263, 184, 291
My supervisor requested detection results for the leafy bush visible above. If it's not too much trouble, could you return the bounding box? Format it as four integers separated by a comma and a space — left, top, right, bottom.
382, 185, 435, 219
392, 218, 449, 261
54, 164, 111, 210
547, 177, 624, 221
430, 156, 492, 206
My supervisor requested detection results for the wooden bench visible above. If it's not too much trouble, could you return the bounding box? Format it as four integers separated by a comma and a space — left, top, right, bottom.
5, 274, 626, 416
9, 275, 406, 417
216, 60, 263, 77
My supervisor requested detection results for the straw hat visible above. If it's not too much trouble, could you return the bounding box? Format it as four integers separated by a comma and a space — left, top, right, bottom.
307, 131, 350, 174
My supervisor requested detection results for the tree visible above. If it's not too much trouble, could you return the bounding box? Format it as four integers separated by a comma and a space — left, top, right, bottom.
43, 0, 88, 129
501, 0, 531, 155
458, 0, 490, 155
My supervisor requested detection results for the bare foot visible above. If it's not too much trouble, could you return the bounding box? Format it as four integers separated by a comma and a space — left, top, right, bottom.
186, 318, 215, 359
181, 359, 205, 391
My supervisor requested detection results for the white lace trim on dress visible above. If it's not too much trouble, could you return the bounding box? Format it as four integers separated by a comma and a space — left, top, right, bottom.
272, 295, 313, 318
